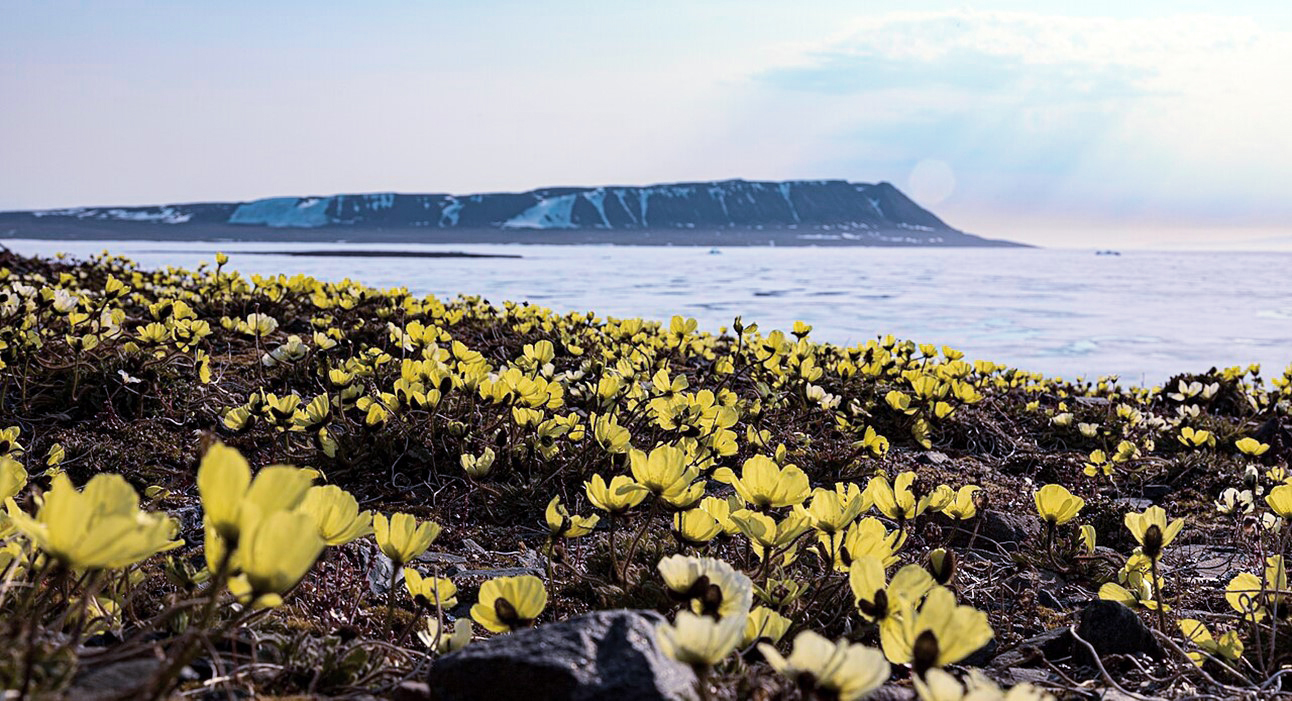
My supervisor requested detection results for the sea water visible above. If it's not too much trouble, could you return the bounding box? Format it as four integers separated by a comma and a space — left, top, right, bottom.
5, 239, 1289, 386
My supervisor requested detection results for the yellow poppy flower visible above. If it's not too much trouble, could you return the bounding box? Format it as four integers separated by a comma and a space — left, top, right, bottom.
886, 390, 916, 415
470, 574, 548, 633
1099, 577, 1159, 611
628, 445, 697, 498
6, 473, 179, 570
915, 668, 1050, 701
299, 485, 373, 545
881, 586, 994, 674
1079, 524, 1097, 553
239, 312, 279, 338
1266, 484, 1292, 519
657, 554, 753, 620
1033, 484, 1084, 527
673, 508, 722, 545
1234, 436, 1270, 457
197, 443, 313, 546
657, 609, 745, 669
228, 510, 324, 609
459, 448, 496, 479
291, 394, 331, 432
0, 426, 23, 458
800, 487, 866, 534
869, 471, 936, 522
404, 568, 458, 608
660, 477, 707, 510
222, 406, 255, 433
940, 486, 980, 520
1265, 555, 1287, 605
759, 630, 889, 701
1178, 619, 1243, 667
374, 512, 441, 565
584, 474, 647, 515
849, 556, 935, 623
732, 509, 811, 556
544, 495, 598, 538
927, 548, 957, 586
741, 607, 791, 647
420, 617, 473, 654
1083, 449, 1111, 478
592, 414, 631, 454
197, 442, 252, 542
1123, 505, 1184, 559
713, 455, 811, 509
839, 517, 907, 570
1226, 571, 1266, 622
0, 455, 27, 501
1177, 426, 1214, 449
698, 495, 743, 535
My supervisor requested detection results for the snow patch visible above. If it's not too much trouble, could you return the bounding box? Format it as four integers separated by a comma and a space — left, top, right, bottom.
32, 208, 88, 218
230, 197, 334, 228
582, 189, 610, 228
32, 206, 191, 224
439, 199, 463, 227
502, 195, 578, 229
779, 182, 800, 223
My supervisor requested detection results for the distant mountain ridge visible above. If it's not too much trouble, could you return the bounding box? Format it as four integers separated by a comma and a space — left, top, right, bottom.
0, 179, 1023, 246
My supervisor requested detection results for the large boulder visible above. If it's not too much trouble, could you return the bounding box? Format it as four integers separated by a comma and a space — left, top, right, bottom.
1075, 600, 1163, 661
428, 609, 698, 701
990, 627, 1073, 669
942, 509, 1039, 552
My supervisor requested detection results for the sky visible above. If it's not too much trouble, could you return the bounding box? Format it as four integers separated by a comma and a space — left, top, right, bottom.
2, 1, 1291, 248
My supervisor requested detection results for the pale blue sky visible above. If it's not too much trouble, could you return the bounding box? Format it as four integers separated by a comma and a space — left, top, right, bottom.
2, 1, 1290, 246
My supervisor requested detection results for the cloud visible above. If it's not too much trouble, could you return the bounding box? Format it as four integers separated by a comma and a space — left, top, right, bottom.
744, 11, 1292, 244
764, 11, 1266, 94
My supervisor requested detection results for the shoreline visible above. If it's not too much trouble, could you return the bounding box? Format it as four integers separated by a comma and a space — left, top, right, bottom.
0, 218, 1027, 248
138, 248, 523, 259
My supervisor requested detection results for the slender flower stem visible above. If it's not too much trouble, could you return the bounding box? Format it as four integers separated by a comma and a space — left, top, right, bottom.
145, 547, 233, 701
385, 561, 401, 632
621, 498, 659, 581
607, 514, 620, 583
1149, 556, 1167, 633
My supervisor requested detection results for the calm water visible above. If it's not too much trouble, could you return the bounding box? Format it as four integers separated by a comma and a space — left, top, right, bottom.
5, 239, 1290, 385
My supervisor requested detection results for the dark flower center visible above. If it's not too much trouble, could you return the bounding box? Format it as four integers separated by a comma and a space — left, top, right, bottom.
1143, 524, 1164, 559
494, 596, 533, 629
858, 589, 889, 621
912, 630, 940, 677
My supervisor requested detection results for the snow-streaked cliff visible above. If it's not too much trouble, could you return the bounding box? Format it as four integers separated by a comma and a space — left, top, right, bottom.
3, 179, 1019, 246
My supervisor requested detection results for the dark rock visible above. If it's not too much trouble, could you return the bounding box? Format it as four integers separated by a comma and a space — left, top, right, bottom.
944, 509, 1039, 552
1169, 544, 1243, 583
867, 685, 917, 701
414, 550, 469, 565
1142, 484, 1171, 502
428, 609, 697, 701
449, 566, 545, 579
392, 680, 432, 701
959, 638, 998, 667
68, 658, 164, 701
915, 450, 950, 465
991, 627, 1073, 668
1004, 667, 1057, 686
1113, 498, 1153, 512
1037, 588, 1063, 610
1075, 600, 1163, 661
366, 551, 405, 598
